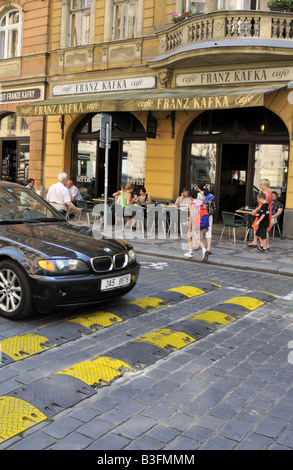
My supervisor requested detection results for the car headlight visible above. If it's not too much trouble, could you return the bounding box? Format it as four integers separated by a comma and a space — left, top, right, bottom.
38, 259, 90, 274
127, 248, 136, 263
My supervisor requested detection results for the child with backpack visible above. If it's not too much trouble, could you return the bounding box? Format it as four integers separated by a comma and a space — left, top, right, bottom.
197, 181, 216, 255
184, 189, 209, 262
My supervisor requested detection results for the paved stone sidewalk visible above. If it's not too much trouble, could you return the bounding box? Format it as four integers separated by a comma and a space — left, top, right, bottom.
71, 216, 293, 275
111, 223, 293, 276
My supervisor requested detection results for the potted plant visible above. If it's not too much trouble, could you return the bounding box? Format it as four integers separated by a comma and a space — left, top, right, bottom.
170, 10, 202, 24
285, 0, 293, 11
267, 0, 286, 10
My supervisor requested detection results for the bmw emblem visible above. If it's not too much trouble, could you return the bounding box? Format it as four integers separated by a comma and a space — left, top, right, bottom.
104, 248, 112, 253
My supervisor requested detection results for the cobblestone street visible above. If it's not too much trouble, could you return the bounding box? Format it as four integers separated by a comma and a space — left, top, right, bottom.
1, 245, 293, 451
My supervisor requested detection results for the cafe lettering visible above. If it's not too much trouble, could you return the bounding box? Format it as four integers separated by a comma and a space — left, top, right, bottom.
139, 94, 262, 111
176, 66, 293, 87
18, 92, 263, 116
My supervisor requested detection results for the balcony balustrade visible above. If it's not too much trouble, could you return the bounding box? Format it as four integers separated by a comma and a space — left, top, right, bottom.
157, 10, 293, 55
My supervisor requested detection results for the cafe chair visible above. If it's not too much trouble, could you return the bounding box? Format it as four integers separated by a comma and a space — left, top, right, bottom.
147, 204, 167, 237
272, 221, 282, 239
220, 211, 246, 243
77, 200, 93, 225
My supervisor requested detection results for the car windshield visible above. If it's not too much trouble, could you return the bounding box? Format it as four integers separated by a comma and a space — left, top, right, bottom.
0, 187, 64, 223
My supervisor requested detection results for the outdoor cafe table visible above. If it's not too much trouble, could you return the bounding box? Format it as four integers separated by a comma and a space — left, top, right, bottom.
236, 208, 256, 242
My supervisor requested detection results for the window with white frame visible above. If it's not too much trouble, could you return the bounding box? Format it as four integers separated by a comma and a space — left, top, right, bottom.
217, 0, 259, 9
0, 9, 22, 60
113, 0, 138, 40
69, 0, 91, 47
185, 0, 205, 13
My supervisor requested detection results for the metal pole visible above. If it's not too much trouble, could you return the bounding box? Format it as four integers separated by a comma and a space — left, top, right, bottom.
104, 122, 109, 234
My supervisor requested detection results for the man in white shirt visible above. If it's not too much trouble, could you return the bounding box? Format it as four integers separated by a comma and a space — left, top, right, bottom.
46, 173, 81, 216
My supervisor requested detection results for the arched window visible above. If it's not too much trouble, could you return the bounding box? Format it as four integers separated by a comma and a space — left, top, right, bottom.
0, 9, 22, 60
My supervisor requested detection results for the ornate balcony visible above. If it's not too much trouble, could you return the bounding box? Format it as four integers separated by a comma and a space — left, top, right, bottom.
152, 10, 293, 67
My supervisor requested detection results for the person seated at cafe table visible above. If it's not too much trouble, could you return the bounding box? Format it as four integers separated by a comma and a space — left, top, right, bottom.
137, 187, 152, 204
175, 188, 190, 208
271, 191, 284, 227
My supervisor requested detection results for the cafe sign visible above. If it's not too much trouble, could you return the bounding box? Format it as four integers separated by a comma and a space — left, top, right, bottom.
17, 92, 264, 116
52, 76, 157, 96
176, 66, 293, 87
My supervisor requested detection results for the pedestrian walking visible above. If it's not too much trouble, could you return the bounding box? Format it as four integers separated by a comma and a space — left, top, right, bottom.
197, 181, 216, 255
184, 189, 209, 262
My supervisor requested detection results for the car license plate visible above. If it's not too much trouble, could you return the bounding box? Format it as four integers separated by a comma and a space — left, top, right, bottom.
101, 274, 131, 291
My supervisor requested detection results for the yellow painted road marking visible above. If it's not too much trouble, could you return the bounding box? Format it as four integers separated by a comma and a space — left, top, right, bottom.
0, 396, 46, 443
135, 328, 196, 352
58, 356, 135, 387
0, 334, 56, 361
224, 296, 264, 310
189, 311, 236, 327
68, 311, 122, 330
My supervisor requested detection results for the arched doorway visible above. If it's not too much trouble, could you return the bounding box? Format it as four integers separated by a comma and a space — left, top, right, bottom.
181, 107, 289, 218
0, 112, 30, 183
71, 112, 146, 198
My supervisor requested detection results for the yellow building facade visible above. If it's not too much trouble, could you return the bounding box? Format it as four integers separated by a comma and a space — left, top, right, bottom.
2, 0, 293, 236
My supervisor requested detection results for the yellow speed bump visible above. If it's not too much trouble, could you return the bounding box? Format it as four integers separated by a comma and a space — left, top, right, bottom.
129, 297, 168, 311
57, 356, 135, 387
224, 296, 265, 311
68, 311, 123, 330
167, 286, 205, 298
190, 310, 236, 327
168, 282, 221, 298
0, 334, 56, 361
0, 396, 47, 443
135, 328, 196, 352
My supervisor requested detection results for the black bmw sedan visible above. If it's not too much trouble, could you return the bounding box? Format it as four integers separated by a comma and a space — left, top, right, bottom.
0, 182, 140, 320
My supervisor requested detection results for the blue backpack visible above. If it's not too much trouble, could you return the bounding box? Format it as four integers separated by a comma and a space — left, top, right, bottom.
191, 201, 210, 230
205, 193, 216, 215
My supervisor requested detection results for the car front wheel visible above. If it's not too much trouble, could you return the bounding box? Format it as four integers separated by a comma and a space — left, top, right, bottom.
0, 260, 34, 320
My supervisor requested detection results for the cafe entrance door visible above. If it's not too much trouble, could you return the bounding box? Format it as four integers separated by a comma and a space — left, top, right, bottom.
181, 106, 289, 220
219, 143, 252, 214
